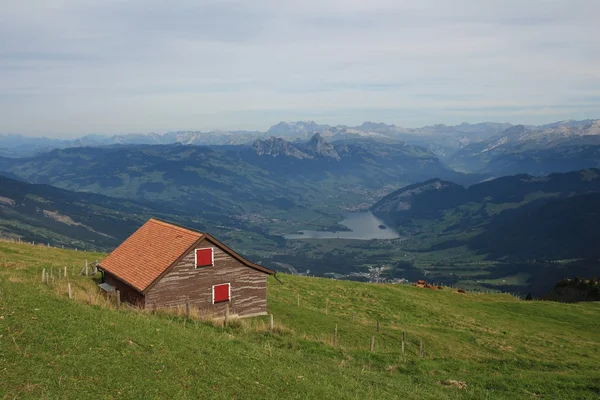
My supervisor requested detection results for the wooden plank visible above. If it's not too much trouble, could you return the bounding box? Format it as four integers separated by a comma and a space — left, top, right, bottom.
144, 238, 268, 317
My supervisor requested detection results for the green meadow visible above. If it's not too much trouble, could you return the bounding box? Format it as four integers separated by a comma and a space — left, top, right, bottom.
1, 241, 599, 399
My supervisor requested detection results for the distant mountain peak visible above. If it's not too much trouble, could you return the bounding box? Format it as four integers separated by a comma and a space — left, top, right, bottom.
359, 121, 397, 129
304, 133, 340, 160
265, 121, 331, 138
308, 132, 324, 142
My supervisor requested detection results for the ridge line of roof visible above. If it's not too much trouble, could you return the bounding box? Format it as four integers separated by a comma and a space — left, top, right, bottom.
149, 217, 205, 237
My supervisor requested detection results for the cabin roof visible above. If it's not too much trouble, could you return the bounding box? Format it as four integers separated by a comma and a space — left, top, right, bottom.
99, 218, 273, 293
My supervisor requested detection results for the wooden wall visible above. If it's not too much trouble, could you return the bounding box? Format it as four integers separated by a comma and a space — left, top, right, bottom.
103, 272, 144, 307
144, 238, 268, 317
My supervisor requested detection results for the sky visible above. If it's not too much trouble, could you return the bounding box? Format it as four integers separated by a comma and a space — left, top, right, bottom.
1, 0, 599, 137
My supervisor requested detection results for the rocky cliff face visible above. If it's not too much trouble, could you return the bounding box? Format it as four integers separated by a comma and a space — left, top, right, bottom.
251, 137, 313, 159
252, 134, 343, 160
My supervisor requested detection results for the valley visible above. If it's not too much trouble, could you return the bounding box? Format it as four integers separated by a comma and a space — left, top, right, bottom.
1, 119, 600, 298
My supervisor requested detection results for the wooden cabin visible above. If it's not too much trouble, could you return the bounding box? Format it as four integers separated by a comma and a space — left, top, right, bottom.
98, 218, 275, 318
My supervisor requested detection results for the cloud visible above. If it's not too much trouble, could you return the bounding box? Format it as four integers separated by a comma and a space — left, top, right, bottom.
0, 0, 599, 136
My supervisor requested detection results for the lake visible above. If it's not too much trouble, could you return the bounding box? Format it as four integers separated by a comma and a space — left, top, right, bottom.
284, 211, 401, 240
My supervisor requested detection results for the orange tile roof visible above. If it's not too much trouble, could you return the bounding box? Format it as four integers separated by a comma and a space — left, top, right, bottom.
99, 218, 203, 292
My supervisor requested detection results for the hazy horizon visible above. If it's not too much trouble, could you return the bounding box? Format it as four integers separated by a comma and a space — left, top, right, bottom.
3, 117, 600, 140
2, 0, 599, 137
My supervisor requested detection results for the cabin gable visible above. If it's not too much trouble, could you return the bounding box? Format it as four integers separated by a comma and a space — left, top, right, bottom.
144, 237, 268, 317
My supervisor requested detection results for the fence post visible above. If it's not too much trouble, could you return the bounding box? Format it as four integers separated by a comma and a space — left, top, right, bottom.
116, 290, 121, 310
224, 304, 229, 326
85, 260, 88, 276
297, 294, 300, 307
269, 314, 274, 331
376, 320, 380, 332
68, 283, 72, 299
186, 300, 191, 318
334, 324, 338, 346
41, 268, 46, 283
419, 340, 424, 357
370, 336, 375, 352
64, 266, 67, 279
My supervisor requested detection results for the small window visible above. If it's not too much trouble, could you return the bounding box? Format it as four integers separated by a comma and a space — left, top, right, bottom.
195, 248, 213, 268
213, 283, 230, 303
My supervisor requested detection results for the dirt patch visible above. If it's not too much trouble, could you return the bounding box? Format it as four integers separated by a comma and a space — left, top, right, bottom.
440, 380, 468, 389
42, 210, 114, 238
0, 196, 15, 207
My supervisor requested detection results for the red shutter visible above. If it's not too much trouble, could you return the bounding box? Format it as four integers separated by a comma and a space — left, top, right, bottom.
195, 248, 213, 267
213, 283, 230, 303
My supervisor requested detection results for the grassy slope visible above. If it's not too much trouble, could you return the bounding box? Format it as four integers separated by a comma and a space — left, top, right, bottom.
1, 242, 600, 399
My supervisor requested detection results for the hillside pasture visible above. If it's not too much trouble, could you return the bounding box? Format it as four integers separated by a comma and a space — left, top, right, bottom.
1, 241, 600, 399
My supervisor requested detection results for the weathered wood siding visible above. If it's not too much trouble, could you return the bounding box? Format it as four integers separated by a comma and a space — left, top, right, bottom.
144, 238, 268, 317
103, 272, 144, 307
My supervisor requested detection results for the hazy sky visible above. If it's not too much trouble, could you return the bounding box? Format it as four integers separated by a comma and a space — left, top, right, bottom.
1, 0, 599, 137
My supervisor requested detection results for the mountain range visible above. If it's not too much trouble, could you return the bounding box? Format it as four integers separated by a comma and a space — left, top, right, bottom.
0, 134, 475, 219
1, 119, 496, 157
449, 120, 600, 174
2, 118, 600, 295
372, 168, 600, 261
0, 119, 554, 157
4, 119, 600, 179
